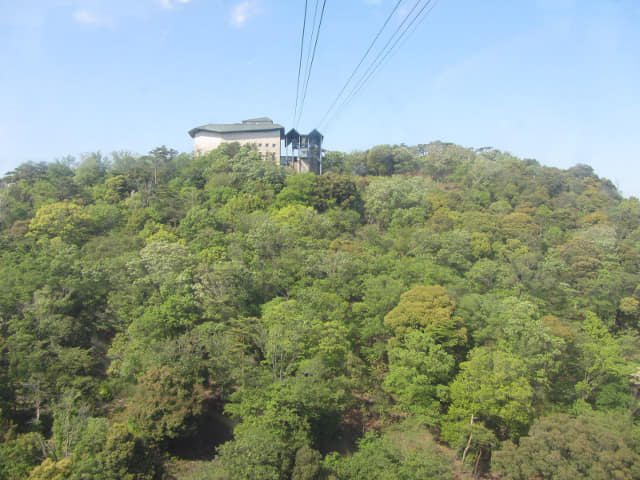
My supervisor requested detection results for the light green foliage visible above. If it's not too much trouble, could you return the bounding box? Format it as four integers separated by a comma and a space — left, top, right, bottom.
363, 176, 433, 226
444, 348, 534, 444
27, 458, 72, 480
383, 330, 455, 419
477, 297, 565, 389
0, 432, 42, 480
384, 286, 467, 353
617, 296, 639, 330
28, 202, 93, 244
324, 420, 453, 480
258, 298, 318, 380
256, 292, 350, 379
573, 311, 634, 407
273, 173, 318, 208
104, 175, 129, 203
273, 205, 322, 237
192, 261, 250, 322
51, 391, 90, 459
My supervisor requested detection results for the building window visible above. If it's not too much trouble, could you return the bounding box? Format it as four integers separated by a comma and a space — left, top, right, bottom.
272, 143, 276, 147
258, 143, 262, 147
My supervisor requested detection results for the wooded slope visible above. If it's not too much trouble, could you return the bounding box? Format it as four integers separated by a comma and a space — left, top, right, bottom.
1, 142, 639, 479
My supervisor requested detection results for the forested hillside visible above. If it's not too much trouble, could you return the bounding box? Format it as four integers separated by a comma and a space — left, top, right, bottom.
1, 142, 640, 479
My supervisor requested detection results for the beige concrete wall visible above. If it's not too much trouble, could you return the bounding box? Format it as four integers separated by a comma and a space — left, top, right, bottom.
194, 130, 282, 163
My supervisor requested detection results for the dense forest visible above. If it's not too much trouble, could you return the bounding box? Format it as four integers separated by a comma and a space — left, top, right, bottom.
1, 141, 639, 479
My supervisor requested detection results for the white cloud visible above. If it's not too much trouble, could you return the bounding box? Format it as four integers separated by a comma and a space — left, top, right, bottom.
72, 8, 114, 26
158, 0, 191, 9
230, 0, 260, 27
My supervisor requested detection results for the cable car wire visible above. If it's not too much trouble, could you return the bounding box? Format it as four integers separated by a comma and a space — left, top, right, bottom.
292, 0, 310, 127
318, 0, 405, 128
296, 0, 328, 127
322, 0, 428, 130
296, 0, 321, 126
322, 0, 438, 131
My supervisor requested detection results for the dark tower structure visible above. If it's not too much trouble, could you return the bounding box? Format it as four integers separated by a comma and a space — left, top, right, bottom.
282, 128, 324, 174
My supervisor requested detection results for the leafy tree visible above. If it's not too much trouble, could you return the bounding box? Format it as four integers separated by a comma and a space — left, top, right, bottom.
573, 311, 633, 407
28, 202, 93, 244
0, 432, 42, 480
74, 152, 108, 187
366, 145, 395, 176
384, 285, 467, 354
99, 423, 163, 480
257, 298, 321, 380
215, 420, 293, 480
103, 175, 129, 203
324, 421, 453, 480
492, 414, 640, 480
443, 347, 534, 444
363, 176, 433, 226
383, 329, 455, 419
476, 297, 565, 391
126, 366, 204, 444
291, 445, 322, 480
27, 458, 72, 480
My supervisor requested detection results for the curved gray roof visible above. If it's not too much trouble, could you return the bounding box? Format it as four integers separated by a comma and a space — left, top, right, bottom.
189, 118, 284, 138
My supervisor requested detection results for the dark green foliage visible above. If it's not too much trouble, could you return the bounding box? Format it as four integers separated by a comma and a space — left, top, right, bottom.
492, 414, 640, 480
126, 366, 204, 444
291, 445, 322, 480
99, 423, 163, 480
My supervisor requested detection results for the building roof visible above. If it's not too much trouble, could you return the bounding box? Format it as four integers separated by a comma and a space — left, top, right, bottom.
242, 117, 273, 124
188, 118, 284, 138
308, 128, 324, 140
284, 128, 324, 146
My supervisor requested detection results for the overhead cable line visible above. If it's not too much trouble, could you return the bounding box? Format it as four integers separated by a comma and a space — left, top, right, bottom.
302, 0, 322, 89
322, 0, 438, 131
292, 0, 310, 127
295, 0, 328, 127
351, 0, 438, 100
400, 0, 439, 49
322, 0, 429, 130
318, 0, 405, 128
295, 0, 321, 126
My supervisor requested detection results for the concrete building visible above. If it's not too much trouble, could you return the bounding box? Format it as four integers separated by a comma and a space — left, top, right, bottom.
189, 117, 284, 162
188, 117, 323, 173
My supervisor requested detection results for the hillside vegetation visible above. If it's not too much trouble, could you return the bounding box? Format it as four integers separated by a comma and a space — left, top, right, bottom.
1, 142, 640, 479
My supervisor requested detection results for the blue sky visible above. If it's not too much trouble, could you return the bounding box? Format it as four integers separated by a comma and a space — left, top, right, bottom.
1, 0, 639, 196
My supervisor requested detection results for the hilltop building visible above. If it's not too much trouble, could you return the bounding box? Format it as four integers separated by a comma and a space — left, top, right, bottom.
189, 118, 284, 161
282, 128, 323, 174
188, 117, 323, 174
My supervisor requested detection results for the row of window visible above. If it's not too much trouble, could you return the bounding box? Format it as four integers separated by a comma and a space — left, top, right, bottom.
257, 143, 277, 148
